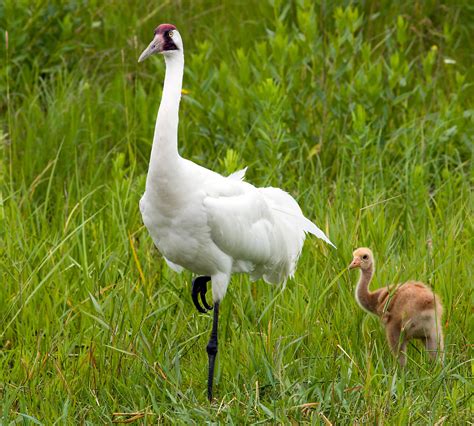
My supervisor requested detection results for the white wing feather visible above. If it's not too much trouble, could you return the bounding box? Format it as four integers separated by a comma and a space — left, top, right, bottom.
203, 182, 334, 284
259, 187, 334, 246
164, 257, 184, 273
203, 190, 276, 265
227, 167, 247, 181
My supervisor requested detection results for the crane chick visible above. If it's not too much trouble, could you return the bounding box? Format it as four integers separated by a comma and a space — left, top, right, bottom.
348, 247, 444, 366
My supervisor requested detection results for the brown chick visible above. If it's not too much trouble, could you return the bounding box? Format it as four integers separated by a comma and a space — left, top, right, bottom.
348, 247, 444, 366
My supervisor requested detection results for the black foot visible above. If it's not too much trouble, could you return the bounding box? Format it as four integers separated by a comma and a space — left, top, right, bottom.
191, 276, 212, 313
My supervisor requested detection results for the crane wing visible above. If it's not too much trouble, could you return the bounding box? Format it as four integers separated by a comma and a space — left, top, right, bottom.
203, 187, 277, 266
202, 179, 334, 283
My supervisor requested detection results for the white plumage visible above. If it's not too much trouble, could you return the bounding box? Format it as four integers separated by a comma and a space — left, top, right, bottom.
139, 26, 334, 304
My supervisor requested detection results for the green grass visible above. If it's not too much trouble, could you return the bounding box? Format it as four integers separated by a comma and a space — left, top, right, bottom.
1, 0, 473, 423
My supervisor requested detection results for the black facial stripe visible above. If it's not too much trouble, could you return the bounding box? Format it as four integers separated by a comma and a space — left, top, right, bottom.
163, 37, 178, 51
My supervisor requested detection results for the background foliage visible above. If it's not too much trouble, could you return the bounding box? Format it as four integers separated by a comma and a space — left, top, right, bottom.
1, 0, 473, 423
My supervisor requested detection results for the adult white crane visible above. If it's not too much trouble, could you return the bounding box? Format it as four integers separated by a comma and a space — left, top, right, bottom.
138, 23, 335, 401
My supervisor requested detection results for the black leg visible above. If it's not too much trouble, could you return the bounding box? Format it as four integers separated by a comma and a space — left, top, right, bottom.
207, 302, 219, 402
191, 276, 211, 313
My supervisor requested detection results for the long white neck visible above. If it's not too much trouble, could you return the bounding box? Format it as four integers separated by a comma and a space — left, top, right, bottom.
146, 51, 184, 186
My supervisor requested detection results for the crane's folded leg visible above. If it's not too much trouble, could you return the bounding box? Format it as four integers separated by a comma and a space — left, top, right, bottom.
206, 302, 219, 402
191, 276, 212, 313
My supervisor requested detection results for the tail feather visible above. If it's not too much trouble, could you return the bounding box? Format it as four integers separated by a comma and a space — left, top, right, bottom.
257, 187, 335, 284
272, 206, 335, 248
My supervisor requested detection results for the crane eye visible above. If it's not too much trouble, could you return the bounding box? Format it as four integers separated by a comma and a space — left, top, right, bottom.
362, 255, 368, 260
168, 30, 174, 38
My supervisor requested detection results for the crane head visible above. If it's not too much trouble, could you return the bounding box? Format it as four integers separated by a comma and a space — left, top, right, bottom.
138, 24, 182, 62
349, 247, 374, 271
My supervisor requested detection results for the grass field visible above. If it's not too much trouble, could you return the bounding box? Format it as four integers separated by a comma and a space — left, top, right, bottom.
1, 0, 473, 423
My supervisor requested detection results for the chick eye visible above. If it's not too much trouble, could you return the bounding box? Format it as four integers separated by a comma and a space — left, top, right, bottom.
362, 255, 368, 260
